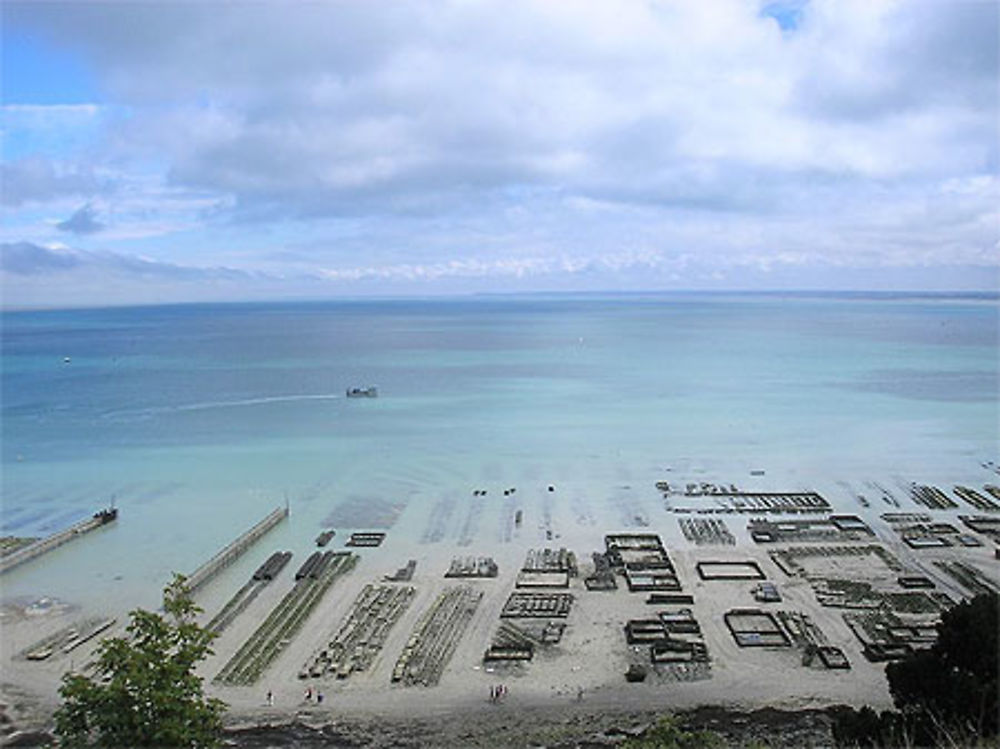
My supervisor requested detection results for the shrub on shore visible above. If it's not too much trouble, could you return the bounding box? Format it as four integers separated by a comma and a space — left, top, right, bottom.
54, 574, 227, 748
833, 592, 998, 747
622, 716, 723, 748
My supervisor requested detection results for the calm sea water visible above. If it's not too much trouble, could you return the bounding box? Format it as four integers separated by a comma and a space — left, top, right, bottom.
2, 293, 997, 610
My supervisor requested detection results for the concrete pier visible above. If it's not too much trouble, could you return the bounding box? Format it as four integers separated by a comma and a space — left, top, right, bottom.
0, 508, 118, 576
186, 505, 288, 594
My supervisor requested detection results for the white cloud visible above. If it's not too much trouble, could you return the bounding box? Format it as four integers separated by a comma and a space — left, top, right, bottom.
2, 0, 997, 302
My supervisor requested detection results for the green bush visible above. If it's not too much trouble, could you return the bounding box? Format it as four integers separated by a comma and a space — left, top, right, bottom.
54, 574, 227, 747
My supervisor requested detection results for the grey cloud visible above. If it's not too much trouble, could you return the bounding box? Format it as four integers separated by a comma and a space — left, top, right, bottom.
0, 242, 82, 274
793, 1, 998, 122
3, 0, 997, 294
56, 203, 105, 234
0, 241, 252, 281
1, 158, 102, 207
12, 3, 997, 200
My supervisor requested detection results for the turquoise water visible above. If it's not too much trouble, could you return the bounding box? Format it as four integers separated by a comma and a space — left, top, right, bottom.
2, 293, 997, 611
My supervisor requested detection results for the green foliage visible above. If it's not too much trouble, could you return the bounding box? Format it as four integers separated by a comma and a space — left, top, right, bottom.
54, 574, 227, 748
622, 716, 724, 749
887, 591, 998, 739
830, 705, 911, 748
833, 592, 999, 747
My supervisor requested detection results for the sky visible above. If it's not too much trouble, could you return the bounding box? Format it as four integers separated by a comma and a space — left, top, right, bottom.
1, 0, 998, 308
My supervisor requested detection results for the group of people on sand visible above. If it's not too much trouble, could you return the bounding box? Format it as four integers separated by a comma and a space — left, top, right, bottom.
303, 686, 324, 704
265, 687, 326, 706
489, 684, 508, 703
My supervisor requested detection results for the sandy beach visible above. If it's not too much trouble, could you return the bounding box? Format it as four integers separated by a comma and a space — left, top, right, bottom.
4, 466, 998, 746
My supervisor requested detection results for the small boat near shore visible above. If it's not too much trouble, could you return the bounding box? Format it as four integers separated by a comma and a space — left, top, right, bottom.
315, 529, 335, 547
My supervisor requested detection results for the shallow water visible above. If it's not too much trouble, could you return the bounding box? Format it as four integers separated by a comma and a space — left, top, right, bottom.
2, 293, 997, 611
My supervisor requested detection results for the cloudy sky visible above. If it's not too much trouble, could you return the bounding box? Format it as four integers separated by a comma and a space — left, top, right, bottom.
2, 0, 997, 307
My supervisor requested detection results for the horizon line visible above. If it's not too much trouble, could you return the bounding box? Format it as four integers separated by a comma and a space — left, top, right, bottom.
3, 288, 999, 314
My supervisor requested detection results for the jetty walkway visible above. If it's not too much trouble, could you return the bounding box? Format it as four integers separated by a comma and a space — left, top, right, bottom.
0, 508, 118, 576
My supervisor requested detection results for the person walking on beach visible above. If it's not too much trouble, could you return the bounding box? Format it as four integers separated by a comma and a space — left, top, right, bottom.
304, 686, 312, 702
266, 690, 273, 706
317, 690, 324, 704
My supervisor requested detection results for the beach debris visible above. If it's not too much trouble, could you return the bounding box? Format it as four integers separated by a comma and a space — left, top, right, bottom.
20, 617, 116, 662
665, 487, 830, 514
445, 556, 498, 578
208, 550, 292, 634
907, 483, 958, 510
660, 608, 702, 635
958, 514, 1000, 544
752, 581, 781, 602
625, 663, 647, 682
748, 515, 874, 544
775, 611, 849, 669
881, 512, 932, 524
215, 552, 357, 686
625, 619, 667, 644
484, 620, 565, 662
810, 579, 951, 613
584, 552, 618, 591
301, 584, 415, 680
315, 529, 336, 547
605, 534, 672, 569
516, 571, 569, 588
844, 609, 938, 662
602, 533, 682, 592
724, 609, 791, 647
385, 559, 417, 582
696, 561, 766, 581
932, 560, 998, 596
866, 481, 900, 507
501, 592, 573, 619
679, 517, 735, 545
897, 575, 935, 589
770, 543, 954, 615
881, 513, 968, 548
393, 585, 483, 686
650, 638, 710, 665
345, 531, 386, 547
622, 607, 710, 673
770, 543, 904, 578
646, 593, 694, 605
954, 485, 1000, 512
523, 547, 577, 574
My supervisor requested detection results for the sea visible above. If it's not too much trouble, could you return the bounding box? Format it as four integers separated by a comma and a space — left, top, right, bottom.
2, 292, 997, 613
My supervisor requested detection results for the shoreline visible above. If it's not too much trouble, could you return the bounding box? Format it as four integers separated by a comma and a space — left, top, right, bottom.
2, 684, 846, 748
3, 470, 997, 747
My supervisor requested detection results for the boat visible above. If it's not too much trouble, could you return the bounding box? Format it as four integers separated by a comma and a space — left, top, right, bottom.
346, 386, 378, 398
315, 529, 335, 547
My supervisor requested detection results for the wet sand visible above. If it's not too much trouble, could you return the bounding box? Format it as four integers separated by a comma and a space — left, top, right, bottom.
3, 469, 998, 745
